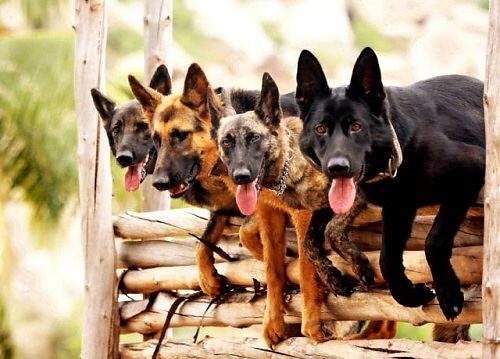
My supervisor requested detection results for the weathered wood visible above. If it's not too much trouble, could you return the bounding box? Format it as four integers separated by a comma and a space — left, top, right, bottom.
120, 286, 481, 334
116, 236, 249, 268
120, 246, 482, 293
113, 208, 483, 251
141, 0, 173, 212
120, 337, 482, 359
483, 1, 500, 357
74, 0, 118, 357
113, 209, 241, 239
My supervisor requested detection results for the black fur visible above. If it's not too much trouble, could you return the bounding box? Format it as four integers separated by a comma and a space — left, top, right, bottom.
215, 87, 299, 117
296, 47, 485, 320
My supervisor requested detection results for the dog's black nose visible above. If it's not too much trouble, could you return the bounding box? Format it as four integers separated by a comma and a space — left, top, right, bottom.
233, 168, 252, 184
152, 175, 171, 191
117, 150, 134, 167
327, 157, 350, 177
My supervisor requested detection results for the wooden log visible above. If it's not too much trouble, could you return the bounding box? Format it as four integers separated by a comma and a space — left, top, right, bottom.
113, 208, 483, 251
141, 0, 173, 212
483, 1, 500, 357
74, 0, 119, 358
113, 209, 241, 239
116, 237, 248, 268
120, 285, 481, 334
120, 337, 482, 359
119, 246, 483, 293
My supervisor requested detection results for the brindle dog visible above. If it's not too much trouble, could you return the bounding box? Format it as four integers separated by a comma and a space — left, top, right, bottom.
91, 65, 171, 191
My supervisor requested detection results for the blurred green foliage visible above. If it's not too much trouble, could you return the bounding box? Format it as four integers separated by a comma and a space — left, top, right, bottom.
0, 31, 77, 223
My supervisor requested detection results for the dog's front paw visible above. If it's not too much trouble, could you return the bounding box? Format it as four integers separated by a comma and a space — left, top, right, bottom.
262, 315, 287, 347
199, 271, 226, 297
352, 259, 375, 287
302, 319, 336, 342
319, 267, 356, 296
391, 283, 435, 307
435, 282, 464, 320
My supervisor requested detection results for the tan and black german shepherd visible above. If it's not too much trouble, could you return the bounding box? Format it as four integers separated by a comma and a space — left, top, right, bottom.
212, 72, 398, 342
91, 65, 171, 191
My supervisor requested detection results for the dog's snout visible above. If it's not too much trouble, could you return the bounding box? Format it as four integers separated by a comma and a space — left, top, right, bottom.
152, 175, 171, 191
117, 150, 134, 167
233, 168, 252, 184
327, 157, 350, 177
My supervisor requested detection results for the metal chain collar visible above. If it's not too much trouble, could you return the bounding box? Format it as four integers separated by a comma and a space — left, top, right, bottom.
272, 148, 294, 196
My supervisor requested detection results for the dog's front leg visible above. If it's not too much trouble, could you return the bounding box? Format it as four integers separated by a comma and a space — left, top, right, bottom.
305, 208, 357, 296
195, 212, 228, 296
425, 199, 471, 320
258, 205, 288, 347
239, 214, 263, 261
380, 202, 435, 307
292, 210, 334, 342
325, 196, 374, 287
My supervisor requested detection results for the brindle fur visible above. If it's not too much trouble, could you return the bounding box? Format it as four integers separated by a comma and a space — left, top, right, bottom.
213, 74, 394, 343
433, 324, 471, 342
91, 65, 172, 176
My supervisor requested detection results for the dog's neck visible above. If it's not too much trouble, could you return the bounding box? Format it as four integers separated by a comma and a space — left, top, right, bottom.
262, 118, 307, 195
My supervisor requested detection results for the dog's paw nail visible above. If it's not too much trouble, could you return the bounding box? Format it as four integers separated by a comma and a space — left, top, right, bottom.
453, 306, 459, 313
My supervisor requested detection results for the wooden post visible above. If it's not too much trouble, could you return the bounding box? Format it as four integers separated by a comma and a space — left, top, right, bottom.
483, 0, 500, 357
141, 0, 173, 211
74, 0, 119, 357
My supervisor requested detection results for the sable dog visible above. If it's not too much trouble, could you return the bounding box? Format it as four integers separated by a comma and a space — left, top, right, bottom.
295, 47, 485, 320
213, 73, 396, 343
91, 65, 171, 191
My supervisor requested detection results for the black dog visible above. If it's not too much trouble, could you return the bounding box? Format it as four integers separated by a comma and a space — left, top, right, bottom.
296, 47, 485, 320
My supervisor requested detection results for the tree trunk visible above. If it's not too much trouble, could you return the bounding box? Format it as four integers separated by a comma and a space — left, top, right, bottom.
141, 0, 173, 212
74, 0, 118, 357
483, 1, 500, 357
120, 337, 482, 359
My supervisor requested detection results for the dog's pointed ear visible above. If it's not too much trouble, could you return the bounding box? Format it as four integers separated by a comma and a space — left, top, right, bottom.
149, 64, 172, 96
255, 72, 282, 127
210, 158, 229, 177
215, 87, 236, 117
90, 88, 115, 127
348, 47, 385, 113
206, 86, 223, 134
181, 63, 210, 113
128, 75, 163, 119
296, 50, 330, 118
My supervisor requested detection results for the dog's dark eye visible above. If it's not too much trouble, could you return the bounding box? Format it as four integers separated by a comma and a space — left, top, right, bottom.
172, 130, 189, 142
221, 138, 232, 148
112, 123, 122, 136
136, 122, 149, 132
250, 134, 261, 143
314, 124, 327, 135
350, 122, 362, 133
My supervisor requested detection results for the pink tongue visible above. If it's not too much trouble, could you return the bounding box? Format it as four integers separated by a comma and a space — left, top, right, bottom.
235, 181, 258, 216
124, 163, 143, 192
328, 178, 356, 214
